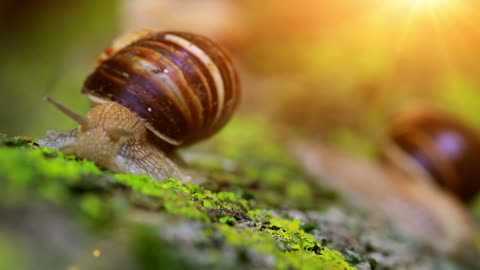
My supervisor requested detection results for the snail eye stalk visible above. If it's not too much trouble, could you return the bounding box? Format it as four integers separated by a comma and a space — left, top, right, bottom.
43, 96, 92, 131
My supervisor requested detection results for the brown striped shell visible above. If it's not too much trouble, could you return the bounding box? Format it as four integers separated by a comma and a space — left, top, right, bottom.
388, 107, 480, 202
82, 30, 240, 148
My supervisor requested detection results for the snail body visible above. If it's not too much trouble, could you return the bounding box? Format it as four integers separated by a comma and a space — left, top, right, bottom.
39, 30, 240, 180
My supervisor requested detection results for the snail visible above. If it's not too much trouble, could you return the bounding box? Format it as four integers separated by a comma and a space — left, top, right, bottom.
381, 106, 480, 203
290, 140, 475, 255
289, 123, 476, 254
38, 30, 241, 180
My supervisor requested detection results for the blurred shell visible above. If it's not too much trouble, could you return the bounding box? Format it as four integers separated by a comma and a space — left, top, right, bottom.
290, 140, 475, 255
388, 107, 480, 202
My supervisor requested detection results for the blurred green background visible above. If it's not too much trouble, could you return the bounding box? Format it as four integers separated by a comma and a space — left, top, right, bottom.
0, 0, 120, 137
1, 0, 480, 152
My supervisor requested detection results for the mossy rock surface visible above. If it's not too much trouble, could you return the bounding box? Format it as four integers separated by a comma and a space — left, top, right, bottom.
0, 120, 476, 270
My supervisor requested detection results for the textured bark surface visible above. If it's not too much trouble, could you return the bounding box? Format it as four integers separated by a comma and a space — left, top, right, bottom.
0, 119, 479, 270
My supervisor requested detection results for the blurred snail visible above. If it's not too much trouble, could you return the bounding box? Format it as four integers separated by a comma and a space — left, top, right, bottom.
38, 30, 241, 180
285, 106, 478, 254
381, 107, 480, 203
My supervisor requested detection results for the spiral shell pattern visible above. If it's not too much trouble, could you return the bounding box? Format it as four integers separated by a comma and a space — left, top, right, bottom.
82, 31, 240, 147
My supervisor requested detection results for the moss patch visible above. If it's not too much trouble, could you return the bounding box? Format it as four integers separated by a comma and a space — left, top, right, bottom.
0, 126, 356, 270
1, 119, 476, 269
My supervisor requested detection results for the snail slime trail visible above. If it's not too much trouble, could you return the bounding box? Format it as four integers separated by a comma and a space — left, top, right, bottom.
38, 30, 241, 181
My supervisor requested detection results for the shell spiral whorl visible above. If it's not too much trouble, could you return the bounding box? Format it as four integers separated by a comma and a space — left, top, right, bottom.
82, 31, 240, 147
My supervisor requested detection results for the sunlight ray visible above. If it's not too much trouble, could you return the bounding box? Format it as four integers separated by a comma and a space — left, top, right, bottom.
426, 2, 456, 71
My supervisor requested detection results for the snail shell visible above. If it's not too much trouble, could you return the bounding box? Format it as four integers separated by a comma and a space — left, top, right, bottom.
387, 107, 480, 202
83, 30, 240, 148
39, 30, 241, 181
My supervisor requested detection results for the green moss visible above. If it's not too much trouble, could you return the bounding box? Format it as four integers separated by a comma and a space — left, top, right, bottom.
217, 224, 354, 270
266, 218, 318, 251
219, 216, 237, 226
6, 116, 475, 268
0, 134, 33, 147
0, 147, 101, 205
0, 123, 356, 269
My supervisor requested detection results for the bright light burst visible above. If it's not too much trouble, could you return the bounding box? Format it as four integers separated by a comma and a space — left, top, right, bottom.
415, 0, 460, 12
374, 0, 470, 78
389, 0, 458, 13
415, 0, 448, 7
382, 0, 464, 47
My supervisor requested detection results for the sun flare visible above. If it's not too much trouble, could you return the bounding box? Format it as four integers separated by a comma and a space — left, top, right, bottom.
378, 0, 471, 79
390, 0, 457, 12
415, 0, 444, 6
